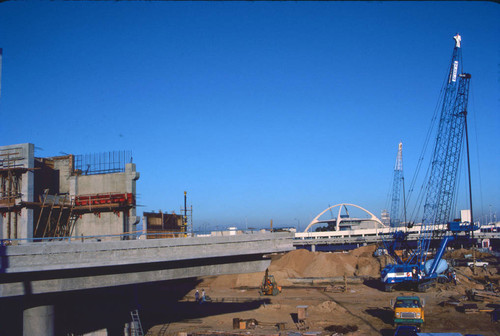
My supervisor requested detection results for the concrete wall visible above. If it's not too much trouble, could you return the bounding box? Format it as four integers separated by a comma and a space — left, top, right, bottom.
52, 156, 73, 194
70, 163, 140, 239
72, 212, 128, 238
75, 163, 138, 195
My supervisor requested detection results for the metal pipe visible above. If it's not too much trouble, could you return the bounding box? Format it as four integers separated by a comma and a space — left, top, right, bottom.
184, 191, 187, 233
7, 171, 12, 239
14, 210, 17, 239
463, 86, 476, 275
7, 211, 11, 239
402, 176, 407, 230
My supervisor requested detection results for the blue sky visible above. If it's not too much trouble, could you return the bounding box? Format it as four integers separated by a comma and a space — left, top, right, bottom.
1, 2, 499, 230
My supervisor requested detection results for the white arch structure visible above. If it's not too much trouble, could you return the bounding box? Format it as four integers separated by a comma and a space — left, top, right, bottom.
304, 203, 386, 232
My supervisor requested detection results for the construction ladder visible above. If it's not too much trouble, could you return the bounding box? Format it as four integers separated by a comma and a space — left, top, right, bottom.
130, 309, 144, 336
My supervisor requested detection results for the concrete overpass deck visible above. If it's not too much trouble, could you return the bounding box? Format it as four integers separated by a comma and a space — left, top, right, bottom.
0, 232, 294, 335
0, 232, 294, 297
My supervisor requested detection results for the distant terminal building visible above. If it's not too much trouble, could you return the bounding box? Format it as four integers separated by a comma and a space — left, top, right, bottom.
304, 203, 386, 232
142, 211, 186, 239
0, 143, 140, 242
381, 209, 390, 226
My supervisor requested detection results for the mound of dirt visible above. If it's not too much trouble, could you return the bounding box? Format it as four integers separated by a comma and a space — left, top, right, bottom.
206, 244, 384, 289
271, 248, 315, 274
445, 248, 492, 260
303, 251, 356, 277
349, 244, 377, 258
457, 264, 499, 278
275, 245, 381, 278
310, 300, 345, 313
355, 256, 380, 277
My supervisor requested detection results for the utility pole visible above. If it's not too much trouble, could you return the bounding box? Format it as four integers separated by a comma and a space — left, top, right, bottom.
181, 191, 193, 236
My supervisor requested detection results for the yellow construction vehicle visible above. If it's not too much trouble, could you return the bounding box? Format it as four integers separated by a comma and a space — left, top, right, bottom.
259, 269, 281, 296
391, 295, 425, 329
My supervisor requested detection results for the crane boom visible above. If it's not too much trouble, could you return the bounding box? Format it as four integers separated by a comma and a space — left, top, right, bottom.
390, 142, 404, 227
417, 34, 469, 265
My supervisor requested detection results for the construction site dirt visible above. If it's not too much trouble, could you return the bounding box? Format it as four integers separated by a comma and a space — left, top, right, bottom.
142, 245, 500, 336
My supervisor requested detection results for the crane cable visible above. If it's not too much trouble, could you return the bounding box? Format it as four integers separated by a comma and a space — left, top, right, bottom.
406, 75, 448, 225
469, 81, 485, 225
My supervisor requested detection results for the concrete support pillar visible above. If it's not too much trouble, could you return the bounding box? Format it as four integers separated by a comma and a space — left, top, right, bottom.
23, 305, 54, 336
125, 163, 140, 234
124, 322, 131, 336
19, 206, 33, 242
68, 176, 78, 198
122, 211, 129, 240
311, 244, 316, 252
19, 144, 34, 242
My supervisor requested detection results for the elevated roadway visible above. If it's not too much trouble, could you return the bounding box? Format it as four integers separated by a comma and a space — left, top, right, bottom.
0, 232, 293, 335
294, 228, 499, 250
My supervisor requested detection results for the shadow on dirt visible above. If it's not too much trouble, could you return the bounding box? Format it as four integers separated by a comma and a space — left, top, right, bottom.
364, 278, 420, 293
365, 307, 393, 325
324, 325, 359, 333
134, 280, 272, 332
380, 328, 395, 336
363, 278, 385, 291
53, 279, 206, 335
0, 278, 273, 335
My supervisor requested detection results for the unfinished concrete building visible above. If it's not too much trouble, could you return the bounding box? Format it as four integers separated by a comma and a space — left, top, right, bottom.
142, 211, 186, 239
0, 143, 140, 242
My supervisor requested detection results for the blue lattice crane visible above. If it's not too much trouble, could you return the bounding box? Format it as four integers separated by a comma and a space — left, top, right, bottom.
390, 142, 405, 228
381, 34, 476, 292
381, 142, 409, 265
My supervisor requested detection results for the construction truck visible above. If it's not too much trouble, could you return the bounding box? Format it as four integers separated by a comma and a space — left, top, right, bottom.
467, 260, 488, 269
259, 269, 281, 296
392, 296, 425, 329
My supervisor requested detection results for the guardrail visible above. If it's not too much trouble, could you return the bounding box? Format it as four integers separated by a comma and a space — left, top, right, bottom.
0, 231, 191, 246
293, 229, 499, 246
0, 229, 279, 246
2, 228, 496, 247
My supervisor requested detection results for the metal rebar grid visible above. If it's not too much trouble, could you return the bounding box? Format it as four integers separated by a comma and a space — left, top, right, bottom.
74, 150, 132, 175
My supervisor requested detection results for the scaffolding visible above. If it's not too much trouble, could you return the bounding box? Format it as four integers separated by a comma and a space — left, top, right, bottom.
30, 191, 136, 239
0, 147, 35, 239
181, 192, 193, 236
33, 190, 77, 238
1, 147, 27, 207
143, 211, 185, 239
